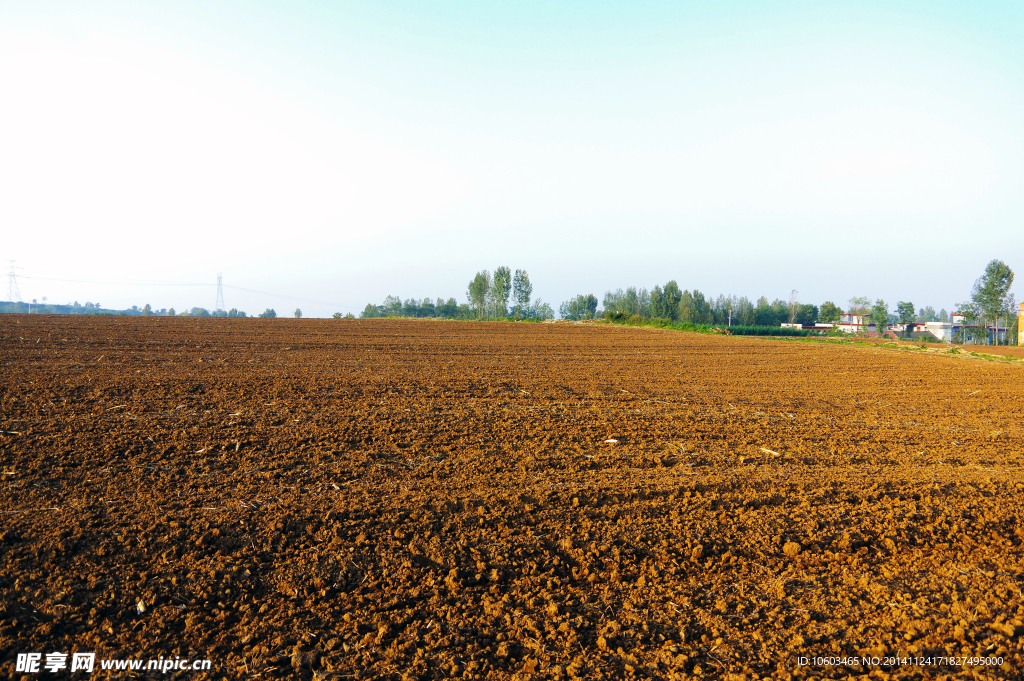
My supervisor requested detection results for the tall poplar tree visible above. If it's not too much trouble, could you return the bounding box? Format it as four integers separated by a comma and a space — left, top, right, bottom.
467, 271, 491, 318
512, 269, 533, 318
971, 259, 1014, 345
491, 266, 512, 317
871, 299, 889, 333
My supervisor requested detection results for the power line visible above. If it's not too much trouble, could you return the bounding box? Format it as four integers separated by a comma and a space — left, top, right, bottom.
215, 273, 225, 312
7, 260, 22, 303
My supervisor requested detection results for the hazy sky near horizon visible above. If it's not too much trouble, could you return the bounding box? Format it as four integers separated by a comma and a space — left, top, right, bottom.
2, 1, 1022, 316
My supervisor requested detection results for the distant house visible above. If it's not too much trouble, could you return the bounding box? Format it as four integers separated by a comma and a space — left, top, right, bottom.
793, 312, 1013, 343
891, 316, 1009, 344
892, 321, 948, 341
838, 313, 876, 335
949, 314, 1009, 344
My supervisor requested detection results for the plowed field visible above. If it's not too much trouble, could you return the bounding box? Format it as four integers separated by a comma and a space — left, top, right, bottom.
2, 316, 1023, 680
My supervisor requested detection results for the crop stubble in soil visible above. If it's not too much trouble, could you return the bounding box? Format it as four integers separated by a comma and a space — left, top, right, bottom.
1, 317, 1023, 680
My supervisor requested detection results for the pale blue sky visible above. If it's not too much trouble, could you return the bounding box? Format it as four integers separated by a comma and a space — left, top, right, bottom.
2, 1, 1022, 315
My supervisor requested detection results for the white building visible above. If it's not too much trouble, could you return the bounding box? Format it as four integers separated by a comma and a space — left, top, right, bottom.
892, 316, 1009, 344
838, 313, 877, 335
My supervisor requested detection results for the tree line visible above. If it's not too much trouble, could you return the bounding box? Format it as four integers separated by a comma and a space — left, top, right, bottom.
0, 300, 251, 317
352, 258, 1018, 346
360, 267, 554, 320
572, 284, 826, 327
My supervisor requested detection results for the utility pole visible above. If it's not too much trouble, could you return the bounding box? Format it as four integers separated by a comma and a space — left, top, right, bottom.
7, 260, 23, 303
215, 272, 225, 313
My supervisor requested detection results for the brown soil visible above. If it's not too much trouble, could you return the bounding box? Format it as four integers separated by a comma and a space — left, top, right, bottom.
2, 316, 1023, 680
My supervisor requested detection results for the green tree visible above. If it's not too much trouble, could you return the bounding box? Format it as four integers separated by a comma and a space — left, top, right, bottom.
559, 294, 598, 320
649, 281, 681, 320
490, 266, 512, 317
955, 301, 981, 343
381, 296, 402, 316
819, 301, 842, 324
636, 288, 651, 317
678, 290, 712, 324
916, 306, 936, 322
437, 297, 460, 318
512, 269, 533, 318
896, 301, 915, 324
971, 259, 1014, 344
770, 299, 789, 323
711, 294, 731, 325
662, 281, 682, 320
294, 308, 302, 318
795, 304, 818, 326
649, 285, 665, 318
871, 299, 889, 333
754, 303, 778, 326
730, 296, 755, 325
848, 296, 871, 315
603, 289, 624, 315
467, 271, 490, 318
142, 303, 152, 316
528, 299, 555, 320
167, 307, 176, 316
259, 308, 277, 318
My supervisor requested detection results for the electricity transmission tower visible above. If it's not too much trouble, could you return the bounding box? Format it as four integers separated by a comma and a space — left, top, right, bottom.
7, 260, 22, 303
215, 273, 225, 313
